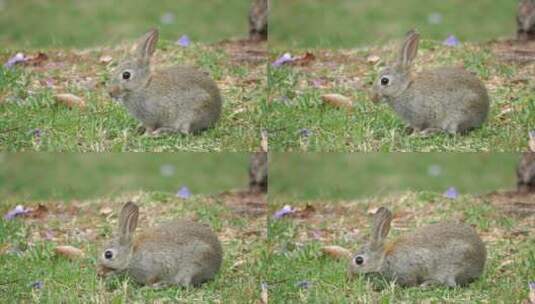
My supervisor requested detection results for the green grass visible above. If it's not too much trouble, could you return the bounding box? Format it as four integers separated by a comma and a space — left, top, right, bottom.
268, 192, 535, 303
267, 40, 534, 152
0, 39, 266, 152
270, 0, 517, 48
0, 191, 267, 303
0, 152, 249, 202
269, 153, 519, 201
0, 0, 251, 48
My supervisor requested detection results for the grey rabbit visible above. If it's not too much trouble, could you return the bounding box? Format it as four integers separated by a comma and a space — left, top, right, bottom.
249, 0, 268, 41
371, 30, 490, 135
348, 207, 486, 287
517, 152, 535, 193
108, 29, 223, 135
518, 0, 535, 41
97, 202, 223, 287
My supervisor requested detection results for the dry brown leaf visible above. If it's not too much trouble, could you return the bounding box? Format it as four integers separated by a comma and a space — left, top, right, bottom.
366, 54, 381, 63
260, 129, 268, 152
321, 93, 353, 109
99, 207, 113, 215
321, 245, 352, 260
54, 93, 86, 109
28, 204, 48, 219
55, 245, 84, 260
99, 55, 113, 63
260, 283, 268, 304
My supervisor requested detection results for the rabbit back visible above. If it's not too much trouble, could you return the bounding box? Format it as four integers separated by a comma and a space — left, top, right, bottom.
393, 67, 489, 133
127, 219, 223, 286
383, 222, 486, 287
125, 66, 222, 133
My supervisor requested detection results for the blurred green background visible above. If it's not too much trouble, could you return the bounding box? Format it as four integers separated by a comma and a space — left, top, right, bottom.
0, 0, 250, 48
0, 153, 249, 201
270, 0, 517, 48
269, 153, 519, 201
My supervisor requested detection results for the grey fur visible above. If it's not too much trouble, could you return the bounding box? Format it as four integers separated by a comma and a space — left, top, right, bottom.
97, 202, 223, 287
518, 0, 535, 41
372, 30, 490, 135
517, 152, 535, 193
108, 29, 222, 135
349, 207, 486, 287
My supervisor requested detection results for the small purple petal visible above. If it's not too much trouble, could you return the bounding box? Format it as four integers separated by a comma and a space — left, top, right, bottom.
443, 35, 460, 47
295, 280, 312, 289
271, 53, 293, 68
160, 12, 175, 25
427, 12, 443, 25
427, 164, 442, 177
30, 280, 44, 289
176, 186, 191, 199
529, 281, 535, 289
273, 205, 295, 219
3, 52, 27, 69
159, 164, 175, 177
298, 128, 312, 138
529, 130, 535, 139
4, 205, 29, 220
443, 187, 459, 199
176, 35, 191, 47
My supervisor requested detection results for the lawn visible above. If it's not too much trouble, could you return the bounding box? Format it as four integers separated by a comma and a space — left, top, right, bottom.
0, 152, 250, 201
267, 39, 534, 152
268, 191, 535, 303
270, 0, 517, 48
269, 153, 520, 201
267, 0, 533, 152
266, 153, 534, 303
0, 0, 266, 152
0, 153, 268, 303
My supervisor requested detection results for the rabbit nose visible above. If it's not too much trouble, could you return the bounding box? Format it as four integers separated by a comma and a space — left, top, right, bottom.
107, 85, 120, 98
96, 264, 112, 277
369, 91, 380, 103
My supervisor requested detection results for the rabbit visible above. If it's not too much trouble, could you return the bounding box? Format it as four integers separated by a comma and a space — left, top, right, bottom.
348, 207, 486, 288
371, 30, 490, 135
517, 152, 535, 193
107, 29, 223, 136
97, 202, 223, 287
517, 0, 535, 41
249, 0, 268, 41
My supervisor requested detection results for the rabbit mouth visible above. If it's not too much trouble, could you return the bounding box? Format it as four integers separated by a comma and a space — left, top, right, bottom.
97, 264, 117, 277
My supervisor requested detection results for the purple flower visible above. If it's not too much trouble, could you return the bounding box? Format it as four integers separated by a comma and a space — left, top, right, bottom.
176, 186, 191, 199
295, 280, 312, 289
298, 128, 312, 138
443, 35, 460, 47
529, 281, 535, 289
273, 205, 295, 219
4, 205, 29, 220
271, 53, 293, 68
443, 187, 459, 199
30, 280, 44, 289
529, 130, 535, 139
176, 35, 191, 47
3, 52, 27, 69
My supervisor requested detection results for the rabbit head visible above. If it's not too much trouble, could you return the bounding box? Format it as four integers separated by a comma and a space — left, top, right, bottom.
97, 202, 139, 277
349, 207, 393, 275
518, 0, 535, 34
108, 29, 159, 100
371, 30, 419, 102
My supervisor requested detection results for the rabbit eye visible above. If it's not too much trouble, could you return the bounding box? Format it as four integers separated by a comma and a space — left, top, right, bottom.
122, 71, 131, 80
104, 250, 113, 259
354, 255, 364, 265
380, 77, 390, 86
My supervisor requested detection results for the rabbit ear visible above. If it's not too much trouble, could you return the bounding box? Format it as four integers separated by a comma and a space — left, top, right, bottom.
370, 207, 392, 246
135, 29, 159, 64
398, 30, 420, 69
118, 202, 139, 245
